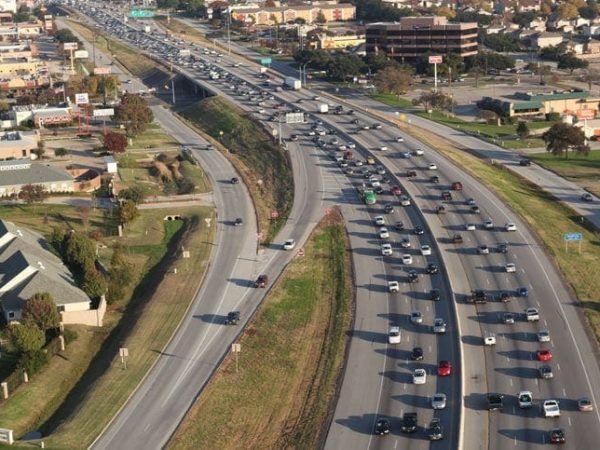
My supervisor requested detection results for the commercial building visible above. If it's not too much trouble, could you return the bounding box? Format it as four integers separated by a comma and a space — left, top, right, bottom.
365, 16, 479, 62
0, 130, 39, 159
0, 159, 74, 197
309, 33, 365, 50
231, 2, 356, 26
0, 41, 36, 62
0, 58, 44, 76
8, 104, 72, 128
0, 0, 16, 14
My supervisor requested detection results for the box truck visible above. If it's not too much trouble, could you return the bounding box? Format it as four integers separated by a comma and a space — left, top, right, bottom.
284, 77, 301, 90
318, 103, 329, 114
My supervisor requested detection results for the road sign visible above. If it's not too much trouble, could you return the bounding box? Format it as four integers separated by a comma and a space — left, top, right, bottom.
63, 42, 78, 50
231, 343, 241, 353
93, 108, 115, 117
285, 112, 304, 124
260, 57, 272, 65
75, 93, 89, 105
94, 67, 112, 75
128, 9, 155, 18
428, 55, 443, 64
563, 232, 583, 241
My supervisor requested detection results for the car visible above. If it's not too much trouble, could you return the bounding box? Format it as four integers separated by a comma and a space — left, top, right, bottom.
234, 217, 243, 226
505, 222, 517, 231
549, 428, 566, 444
442, 191, 453, 200
578, 397, 594, 412
414, 148, 425, 156
374, 186, 384, 194
543, 399, 560, 418
354, 159, 363, 166
519, 159, 532, 167
428, 418, 443, 441
388, 326, 401, 344
487, 393, 504, 411
383, 203, 394, 213
378, 146, 388, 151
373, 123, 383, 129
230, 177, 239, 184
430, 289, 441, 301
410, 310, 423, 324
505, 263, 517, 273
411, 346, 424, 360
400, 195, 411, 206
381, 243, 393, 256
539, 365, 554, 379
402, 151, 412, 158
421, 245, 432, 256
466, 198, 476, 206
518, 390, 533, 409
387, 281, 400, 293
496, 243, 509, 253
436, 205, 446, 214
408, 271, 419, 283
478, 245, 490, 255
427, 162, 438, 170
379, 227, 390, 239
433, 318, 446, 334
499, 292, 512, 303
224, 311, 240, 325
431, 175, 440, 183
483, 332, 496, 345
537, 329, 551, 342
255, 274, 268, 288
427, 263, 439, 274
400, 238, 411, 248
452, 234, 464, 244
438, 360, 452, 376
503, 312, 515, 324
374, 418, 390, 435
470, 205, 481, 214
406, 170, 417, 178
526, 307, 540, 321
401, 412, 418, 433
413, 368, 427, 384
483, 219, 494, 229
517, 287, 529, 297
414, 226, 424, 235
391, 185, 402, 195
395, 221, 405, 231
402, 254, 413, 265
396, 136, 404, 142
537, 349, 553, 362
367, 156, 375, 165
581, 193, 594, 202
374, 216, 385, 226
465, 223, 476, 231
283, 239, 296, 250
431, 393, 447, 410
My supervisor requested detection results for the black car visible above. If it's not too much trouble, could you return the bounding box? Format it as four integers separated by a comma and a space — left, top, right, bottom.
431, 175, 440, 183
550, 428, 566, 444
427, 263, 439, 274
414, 226, 425, 235
374, 186, 384, 195
496, 243, 509, 254
470, 205, 481, 214
487, 393, 504, 411
290, 134, 299, 141
230, 177, 239, 184
401, 412, 418, 433
470, 289, 489, 304
374, 418, 390, 435
428, 418, 443, 441
224, 311, 240, 325
406, 170, 417, 178
395, 221, 404, 231
408, 271, 419, 283
234, 218, 243, 226
411, 347, 424, 361
519, 159, 532, 166
384, 203, 394, 213
430, 289, 441, 301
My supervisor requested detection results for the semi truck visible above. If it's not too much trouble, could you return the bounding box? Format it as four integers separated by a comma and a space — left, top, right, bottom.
284, 76, 301, 90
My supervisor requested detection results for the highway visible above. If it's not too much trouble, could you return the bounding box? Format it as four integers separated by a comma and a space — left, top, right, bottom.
62, 3, 600, 450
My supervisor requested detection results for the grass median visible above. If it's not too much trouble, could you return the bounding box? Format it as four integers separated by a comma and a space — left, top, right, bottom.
178, 96, 293, 243
168, 210, 353, 450
404, 124, 600, 341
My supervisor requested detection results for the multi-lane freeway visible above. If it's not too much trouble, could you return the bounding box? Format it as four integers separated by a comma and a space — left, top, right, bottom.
58, 3, 600, 450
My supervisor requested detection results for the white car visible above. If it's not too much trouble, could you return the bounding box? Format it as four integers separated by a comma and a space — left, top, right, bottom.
381, 243, 393, 256
465, 223, 476, 231
483, 332, 496, 346
543, 399, 560, 418
518, 391, 533, 409
505, 263, 516, 273
431, 393, 447, 409
432, 318, 447, 334
388, 326, 401, 344
505, 222, 517, 231
537, 329, 551, 342
410, 310, 423, 324
379, 146, 388, 151
478, 245, 490, 255
483, 219, 493, 229
400, 238, 411, 248
413, 368, 427, 385
374, 216, 385, 226
379, 227, 390, 239
370, 180, 381, 188
400, 195, 411, 206
427, 162, 437, 170
396, 137, 404, 143
402, 254, 413, 265
421, 245, 432, 256
388, 281, 399, 293
283, 239, 296, 250
526, 307, 540, 321
348, 142, 356, 149
414, 148, 424, 156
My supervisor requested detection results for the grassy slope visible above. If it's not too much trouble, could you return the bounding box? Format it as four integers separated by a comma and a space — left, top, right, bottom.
168, 212, 352, 450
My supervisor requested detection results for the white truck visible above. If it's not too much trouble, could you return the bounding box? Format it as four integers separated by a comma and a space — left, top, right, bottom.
284, 76, 301, 90
318, 103, 329, 114
179, 49, 191, 57
259, 67, 268, 74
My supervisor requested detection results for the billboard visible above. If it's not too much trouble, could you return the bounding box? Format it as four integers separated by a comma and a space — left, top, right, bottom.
75, 93, 89, 105
74, 50, 89, 59
428, 55, 443, 64
576, 109, 595, 120
63, 42, 78, 50
94, 67, 112, 75
93, 108, 115, 117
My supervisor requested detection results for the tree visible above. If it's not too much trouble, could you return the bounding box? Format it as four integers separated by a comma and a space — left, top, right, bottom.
107, 243, 133, 304
264, 0, 276, 6
558, 53, 589, 74
115, 94, 153, 135
64, 232, 96, 274
363, 52, 392, 74
103, 131, 128, 153
119, 185, 146, 204
482, 33, 520, 52
467, 51, 515, 71
557, 2, 579, 19
413, 91, 454, 111
33, 140, 45, 159
19, 184, 48, 205
55, 147, 68, 157
326, 55, 363, 81
477, 109, 498, 124
315, 10, 327, 24
580, 68, 600, 90
22, 293, 60, 331
469, 66, 485, 87
82, 264, 107, 299
434, 5, 456, 19
76, 205, 91, 229
9, 321, 45, 353
542, 123, 590, 159
579, 4, 598, 19
516, 121, 530, 139
374, 66, 413, 96
512, 11, 535, 27
119, 200, 139, 225
55, 28, 80, 44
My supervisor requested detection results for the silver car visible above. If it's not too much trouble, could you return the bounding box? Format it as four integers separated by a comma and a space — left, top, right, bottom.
433, 318, 447, 334
431, 393, 447, 410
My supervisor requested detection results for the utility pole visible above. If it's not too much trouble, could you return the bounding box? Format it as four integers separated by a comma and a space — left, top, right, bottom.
227, 10, 231, 55
278, 115, 282, 146
171, 78, 175, 104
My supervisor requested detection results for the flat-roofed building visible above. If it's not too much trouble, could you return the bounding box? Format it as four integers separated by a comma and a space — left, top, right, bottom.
231, 2, 356, 26
0, 130, 39, 159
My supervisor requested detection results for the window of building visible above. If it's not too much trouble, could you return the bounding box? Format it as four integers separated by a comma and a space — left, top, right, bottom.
8, 311, 15, 319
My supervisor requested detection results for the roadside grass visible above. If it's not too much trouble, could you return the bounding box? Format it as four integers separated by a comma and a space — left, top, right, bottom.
412, 109, 551, 149
529, 150, 600, 197
156, 17, 210, 45
370, 92, 414, 109
168, 211, 352, 450
404, 124, 600, 341
128, 124, 179, 150
178, 97, 293, 243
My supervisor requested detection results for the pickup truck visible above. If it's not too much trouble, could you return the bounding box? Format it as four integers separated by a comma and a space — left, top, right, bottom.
451, 181, 463, 190
469, 289, 489, 304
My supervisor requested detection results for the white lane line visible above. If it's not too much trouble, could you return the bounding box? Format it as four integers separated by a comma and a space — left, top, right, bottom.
557, 363, 561, 371
563, 388, 567, 397
509, 378, 513, 387
568, 417, 572, 427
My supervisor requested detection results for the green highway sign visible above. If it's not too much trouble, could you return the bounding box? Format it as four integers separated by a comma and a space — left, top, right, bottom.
128, 10, 155, 18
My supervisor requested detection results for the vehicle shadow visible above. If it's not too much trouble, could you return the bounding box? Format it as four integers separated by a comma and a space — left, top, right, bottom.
497, 349, 534, 361
374, 347, 411, 359
392, 393, 431, 409
495, 366, 539, 379
379, 370, 413, 384
464, 393, 490, 411
347, 329, 389, 344
498, 428, 546, 444
461, 335, 483, 346
193, 313, 228, 324
502, 332, 537, 343
334, 413, 390, 436
227, 277, 255, 288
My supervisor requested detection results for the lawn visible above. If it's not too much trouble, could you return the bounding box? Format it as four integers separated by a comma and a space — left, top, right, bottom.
370, 92, 414, 109
404, 125, 600, 342
168, 211, 352, 450
128, 124, 179, 150
178, 97, 294, 243
529, 150, 600, 197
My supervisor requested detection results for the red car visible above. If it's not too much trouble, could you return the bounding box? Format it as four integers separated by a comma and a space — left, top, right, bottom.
391, 185, 402, 196
536, 350, 553, 362
437, 360, 452, 376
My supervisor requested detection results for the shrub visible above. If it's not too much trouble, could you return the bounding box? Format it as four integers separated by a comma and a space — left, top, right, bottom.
18, 349, 50, 376
546, 112, 560, 121
63, 327, 79, 345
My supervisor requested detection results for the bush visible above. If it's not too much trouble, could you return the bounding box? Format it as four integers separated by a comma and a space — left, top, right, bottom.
63, 327, 79, 345
54, 147, 68, 157
546, 112, 560, 121
18, 349, 50, 376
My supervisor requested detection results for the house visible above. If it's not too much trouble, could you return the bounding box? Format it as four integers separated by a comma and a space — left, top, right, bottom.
527, 19, 546, 32
485, 26, 506, 35
532, 31, 563, 49
0, 220, 96, 324
547, 17, 571, 31
0, 159, 74, 197
0, 130, 39, 159
583, 39, 600, 55
519, 0, 541, 11
582, 24, 600, 37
